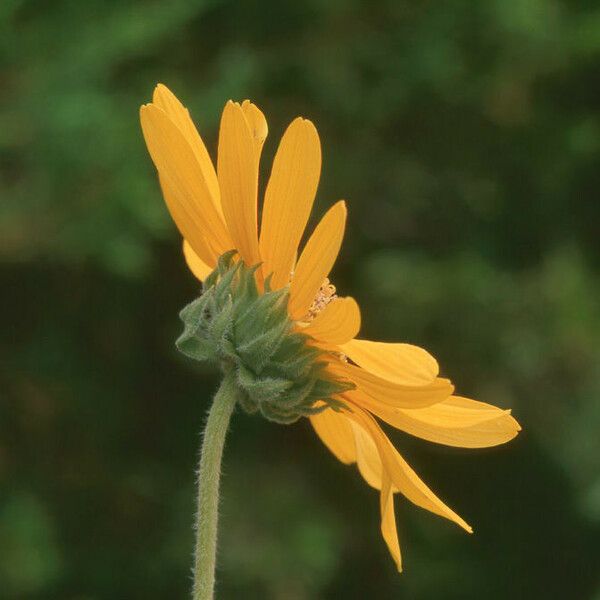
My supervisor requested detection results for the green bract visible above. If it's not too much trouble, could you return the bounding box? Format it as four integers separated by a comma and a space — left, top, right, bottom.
176, 251, 353, 424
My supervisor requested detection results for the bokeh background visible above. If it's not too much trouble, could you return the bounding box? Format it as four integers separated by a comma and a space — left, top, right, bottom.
2, 1, 599, 598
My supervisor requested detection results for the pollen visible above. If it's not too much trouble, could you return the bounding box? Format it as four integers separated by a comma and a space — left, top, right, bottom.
305, 278, 337, 321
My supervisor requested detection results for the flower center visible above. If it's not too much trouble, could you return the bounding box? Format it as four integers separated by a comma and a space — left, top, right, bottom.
305, 278, 337, 321
176, 252, 353, 424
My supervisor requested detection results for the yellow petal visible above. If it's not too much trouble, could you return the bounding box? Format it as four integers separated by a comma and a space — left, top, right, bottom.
217, 101, 261, 268
159, 174, 216, 266
339, 339, 439, 386
140, 104, 233, 256
359, 394, 521, 448
288, 201, 347, 320
382, 394, 515, 428
350, 419, 383, 489
303, 297, 361, 345
309, 408, 356, 464
381, 470, 402, 572
241, 100, 268, 160
344, 401, 472, 533
434, 396, 520, 427
346, 429, 401, 570
312, 405, 383, 489
259, 117, 321, 289
183, 239, 212, 281
328, 361, 454, 408
152, 84, 222, 217
313, 406, 402, 570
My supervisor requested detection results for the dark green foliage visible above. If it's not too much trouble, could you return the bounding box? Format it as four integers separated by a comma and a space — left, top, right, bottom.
177, 252, 351, 424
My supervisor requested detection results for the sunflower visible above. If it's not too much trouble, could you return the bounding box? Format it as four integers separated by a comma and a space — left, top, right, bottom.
140, 84, 521, 572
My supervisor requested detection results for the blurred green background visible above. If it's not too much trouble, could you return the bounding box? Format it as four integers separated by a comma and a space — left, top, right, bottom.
2, 0, 599, 598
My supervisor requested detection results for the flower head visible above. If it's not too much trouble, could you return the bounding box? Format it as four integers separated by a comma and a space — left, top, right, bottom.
140, 85, 521, 571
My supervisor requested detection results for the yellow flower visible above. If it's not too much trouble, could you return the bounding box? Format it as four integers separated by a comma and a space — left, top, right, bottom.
140, 84, 521, 572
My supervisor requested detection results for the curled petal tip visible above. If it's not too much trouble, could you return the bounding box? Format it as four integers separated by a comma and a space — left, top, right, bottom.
335, 199, 348, 214
152, 83, 172, 104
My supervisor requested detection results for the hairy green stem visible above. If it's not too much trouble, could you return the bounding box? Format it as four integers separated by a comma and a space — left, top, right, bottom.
192, 369, 238, 600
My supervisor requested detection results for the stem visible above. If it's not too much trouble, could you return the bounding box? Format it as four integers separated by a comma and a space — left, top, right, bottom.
192, 369, 238, 600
